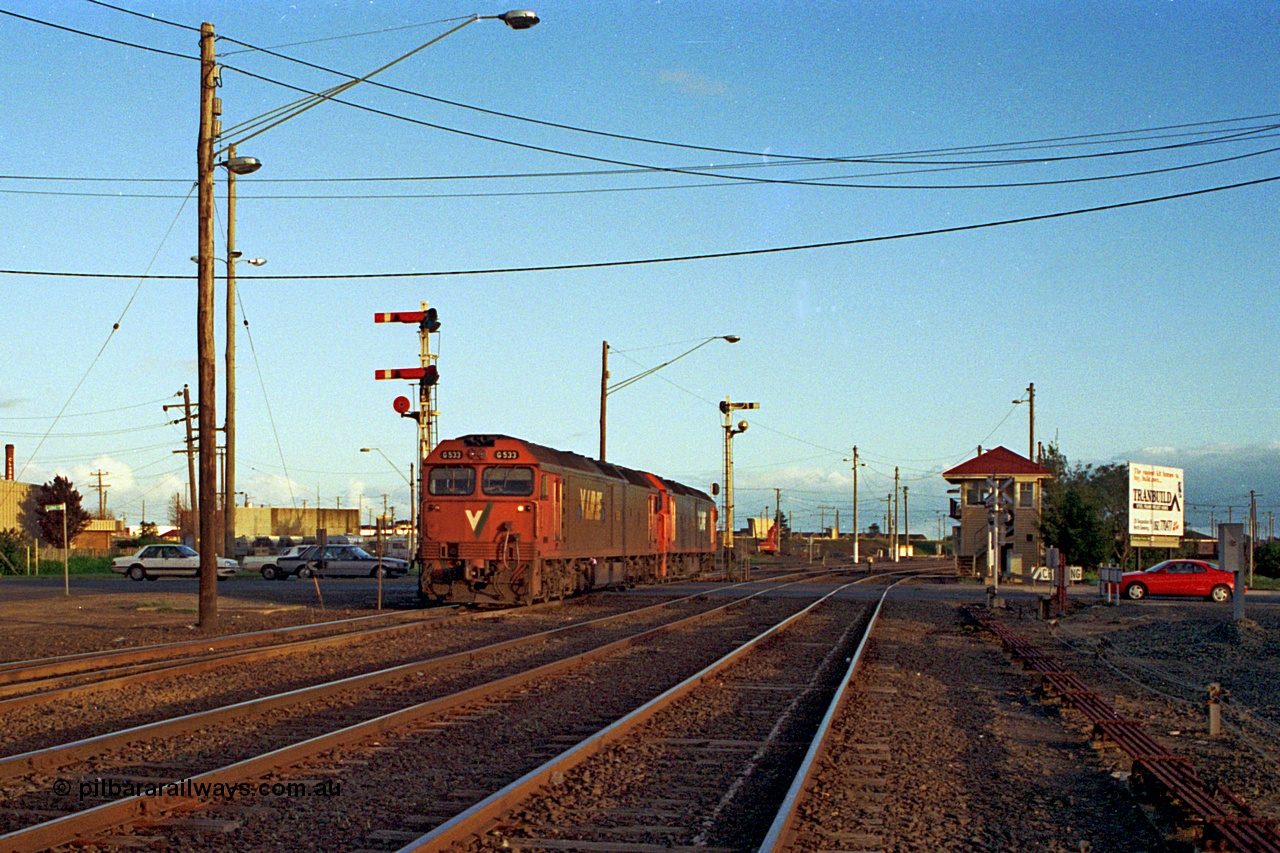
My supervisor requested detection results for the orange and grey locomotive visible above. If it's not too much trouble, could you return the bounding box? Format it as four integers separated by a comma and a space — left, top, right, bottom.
419, 434, 717, 606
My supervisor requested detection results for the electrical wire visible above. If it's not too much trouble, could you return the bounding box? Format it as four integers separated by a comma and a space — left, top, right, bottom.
235, 286, 296, 508
0, 185, 193, 519
7, 118, 1280, 190
213, 25, 1280, 166
8, 139, 1280, 201
80, 0, 198, 32
219, 15, 472, 56
220, 60, 1280, 194
0, 7, 194, 60
0, 395, 177, 420
6, 171, 1274, 282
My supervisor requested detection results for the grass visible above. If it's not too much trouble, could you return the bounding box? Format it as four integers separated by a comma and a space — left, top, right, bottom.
2, 555, 116, 577
116, 601, 196, 614
1249, 574, 1280, 591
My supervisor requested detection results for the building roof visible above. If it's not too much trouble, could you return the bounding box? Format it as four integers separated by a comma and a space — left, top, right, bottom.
941, 446, 1052, 480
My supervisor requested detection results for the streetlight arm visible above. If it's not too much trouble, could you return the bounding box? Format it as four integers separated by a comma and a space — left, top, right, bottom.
608, 336, 737, 396
361, 447, 413, 488
218, 16, 487, 156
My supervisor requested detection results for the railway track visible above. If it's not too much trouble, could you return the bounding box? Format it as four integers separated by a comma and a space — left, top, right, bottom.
0, 607, 449, 701
389, 572, 928, 853
0, 568, 870, 851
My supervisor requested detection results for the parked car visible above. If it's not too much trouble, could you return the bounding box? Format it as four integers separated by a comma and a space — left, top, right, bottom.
111, 545, 238, 581
1120, 559, 1242, 602
242, 545, 310, 581
277, 544, 409, 579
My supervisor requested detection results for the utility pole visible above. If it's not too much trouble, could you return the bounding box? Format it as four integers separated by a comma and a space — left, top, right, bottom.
196, 21, 219, 628
885, 493, 892, 554
774, 487, 781, 546
846, 446, 861, 564
1249, 491, 1257, 585
599, 341, 609, 461
223, 143, 238, 561
1013, 383, 1035, 460
903, 485, 909, 558
892, 467, 900, 563
165, 386, 199, 543
90, 469, 110, 519
1027, 382, 1035, 461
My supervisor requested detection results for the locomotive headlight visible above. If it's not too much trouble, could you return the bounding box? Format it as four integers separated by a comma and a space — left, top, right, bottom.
516, 504, 527, 512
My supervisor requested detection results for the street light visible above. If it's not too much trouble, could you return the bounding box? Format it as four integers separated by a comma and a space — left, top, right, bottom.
194, 13, 536, 628
599, 335, 740, 461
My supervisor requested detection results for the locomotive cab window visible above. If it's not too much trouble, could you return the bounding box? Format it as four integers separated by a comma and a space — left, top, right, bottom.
482, 466, 535, 496
428, 466, 476, 496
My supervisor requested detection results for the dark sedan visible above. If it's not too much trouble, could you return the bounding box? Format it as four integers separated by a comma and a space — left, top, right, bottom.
277, 544, 409, 579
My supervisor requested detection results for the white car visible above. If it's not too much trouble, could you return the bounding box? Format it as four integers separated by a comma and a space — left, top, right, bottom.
243, 545, 310, 581
111, 545, 238, 581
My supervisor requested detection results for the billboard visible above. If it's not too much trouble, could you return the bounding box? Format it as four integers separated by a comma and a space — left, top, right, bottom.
1128, 463, 1184, 538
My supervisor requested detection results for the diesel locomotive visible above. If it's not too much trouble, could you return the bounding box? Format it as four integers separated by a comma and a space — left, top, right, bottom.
419, 434, 718, 606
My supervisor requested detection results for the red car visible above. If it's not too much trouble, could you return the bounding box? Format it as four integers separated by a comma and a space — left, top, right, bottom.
1121, 559, 1242, 602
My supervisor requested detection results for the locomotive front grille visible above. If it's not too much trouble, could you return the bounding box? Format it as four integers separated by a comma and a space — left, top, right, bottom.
453, 542, 500, 560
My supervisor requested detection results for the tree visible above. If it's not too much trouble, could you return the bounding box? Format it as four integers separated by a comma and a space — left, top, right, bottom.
0, 528, 25, 573
1039, 444, 1130, 569
867, 522, 882, 536
30, 476, 91, 547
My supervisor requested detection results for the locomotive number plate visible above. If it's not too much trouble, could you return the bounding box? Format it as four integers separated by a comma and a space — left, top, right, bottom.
440, 450, 463, 460
494, 450, 519, 460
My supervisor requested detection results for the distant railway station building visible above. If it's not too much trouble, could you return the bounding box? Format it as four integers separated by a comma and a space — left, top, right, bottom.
943, 446, 1052, 580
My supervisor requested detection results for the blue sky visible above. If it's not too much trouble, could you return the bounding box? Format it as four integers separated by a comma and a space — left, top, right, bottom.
1, 1, 1278, 535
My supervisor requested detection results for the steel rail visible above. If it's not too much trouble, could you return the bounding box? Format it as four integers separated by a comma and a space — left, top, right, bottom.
0, 572, 837, 852
0, 569, 832, 706
392, 571, 912, 853
0, 606, 443, 683
0, 611, 469, 708
0, 576, 802, 783
756, 572, 939, 852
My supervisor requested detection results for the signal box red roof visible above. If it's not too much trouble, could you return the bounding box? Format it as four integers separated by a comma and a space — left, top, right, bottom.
941, 446, 1051, 480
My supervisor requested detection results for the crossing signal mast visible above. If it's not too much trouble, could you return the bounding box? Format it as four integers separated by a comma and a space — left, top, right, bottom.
374, 303, 441, 463
374, 303, 442, 558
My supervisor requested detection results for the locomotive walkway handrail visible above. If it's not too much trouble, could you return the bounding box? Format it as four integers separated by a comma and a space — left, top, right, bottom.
0, 572, 836, 852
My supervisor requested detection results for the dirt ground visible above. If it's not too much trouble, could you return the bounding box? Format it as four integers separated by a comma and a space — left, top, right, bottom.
0, 584, 378, 662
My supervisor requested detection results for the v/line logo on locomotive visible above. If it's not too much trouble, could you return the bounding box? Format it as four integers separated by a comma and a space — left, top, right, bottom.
579, 488, 603, 521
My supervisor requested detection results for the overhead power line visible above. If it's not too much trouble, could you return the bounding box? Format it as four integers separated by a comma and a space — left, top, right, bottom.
219, 60, 1280, 191
2, 172, 1275, 281
4, 139, 1279, 200
0, 8, 194, 60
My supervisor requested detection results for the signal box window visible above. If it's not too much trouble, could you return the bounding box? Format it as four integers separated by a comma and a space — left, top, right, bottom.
429, 466, 476, 496
482, 466, 535, 496
1019, 482, 1035, 508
